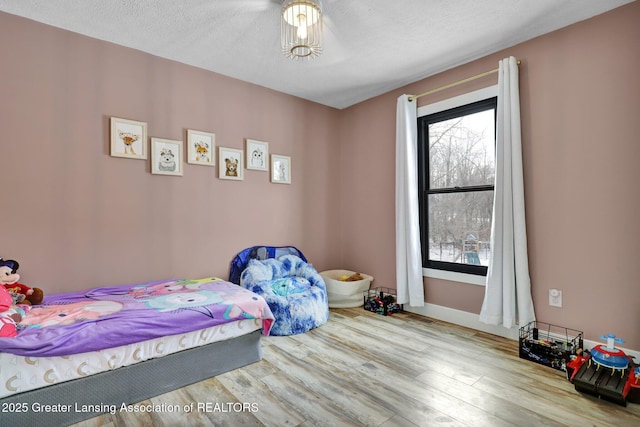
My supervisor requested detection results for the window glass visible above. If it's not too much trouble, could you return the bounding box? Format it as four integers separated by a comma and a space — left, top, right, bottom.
418, 96, 496, 276
428, 109, 495, 189
427, 192, 493, 266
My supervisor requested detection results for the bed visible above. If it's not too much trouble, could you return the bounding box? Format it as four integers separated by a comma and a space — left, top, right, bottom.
0, 277, 274, 426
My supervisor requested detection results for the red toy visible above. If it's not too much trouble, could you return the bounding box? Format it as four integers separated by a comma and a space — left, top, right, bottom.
626, 366, 640, 404
0, 286, 19, 337
567, 334, 636, 406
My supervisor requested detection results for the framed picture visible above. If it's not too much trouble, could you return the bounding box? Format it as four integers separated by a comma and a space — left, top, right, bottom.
151, 138, 183, 176
219, 147, 244, 180
187, 129, 215, 166
245, 139, 269, 171
110, 116, 148, 159
271, 154, 291, 184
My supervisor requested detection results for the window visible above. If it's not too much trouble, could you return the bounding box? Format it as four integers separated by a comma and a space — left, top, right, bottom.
418, 93, 497, 276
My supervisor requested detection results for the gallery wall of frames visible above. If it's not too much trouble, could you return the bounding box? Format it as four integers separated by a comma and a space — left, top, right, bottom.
110, 116, 292, 184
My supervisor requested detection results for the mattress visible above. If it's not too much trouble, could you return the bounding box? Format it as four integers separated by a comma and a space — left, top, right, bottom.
0, 317, 262, 399
0, 277, 274, 357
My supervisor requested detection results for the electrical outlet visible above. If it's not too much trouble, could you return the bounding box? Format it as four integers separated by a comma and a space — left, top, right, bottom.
549, 289, 562, 307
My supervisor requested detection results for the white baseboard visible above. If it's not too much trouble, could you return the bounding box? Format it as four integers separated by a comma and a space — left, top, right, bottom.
404, 303, 520, 340
405, 303, 639, 362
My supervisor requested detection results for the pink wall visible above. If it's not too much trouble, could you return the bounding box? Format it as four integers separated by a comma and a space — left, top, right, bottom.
338, 2, 640, 349
0, 12, 342, 292
1, 2, 639, 350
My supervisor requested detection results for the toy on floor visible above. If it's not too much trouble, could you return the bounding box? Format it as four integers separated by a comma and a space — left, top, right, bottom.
625, 357, 640, 404
363, 288, 403, 316
590, 334, 630, 372
567, 333, 636, 406
518, 321, 584, 372
0, 258, 44, 305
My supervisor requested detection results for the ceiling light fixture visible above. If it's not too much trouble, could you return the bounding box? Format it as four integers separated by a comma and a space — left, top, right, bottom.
281, 0, 323, 59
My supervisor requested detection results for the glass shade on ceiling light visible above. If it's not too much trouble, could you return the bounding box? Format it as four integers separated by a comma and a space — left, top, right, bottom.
281, 0, 323, 59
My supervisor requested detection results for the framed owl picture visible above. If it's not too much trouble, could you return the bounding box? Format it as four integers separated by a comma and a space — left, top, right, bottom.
245, 139, 269, 172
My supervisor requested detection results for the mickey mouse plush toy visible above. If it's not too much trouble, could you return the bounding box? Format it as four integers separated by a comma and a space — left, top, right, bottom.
0, 258, 44, 305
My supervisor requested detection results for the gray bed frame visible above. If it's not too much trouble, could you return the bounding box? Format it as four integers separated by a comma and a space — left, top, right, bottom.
1, 329, 262, 427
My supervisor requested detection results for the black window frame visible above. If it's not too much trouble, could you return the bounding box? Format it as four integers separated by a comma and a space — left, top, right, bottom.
417, 97, 497, 276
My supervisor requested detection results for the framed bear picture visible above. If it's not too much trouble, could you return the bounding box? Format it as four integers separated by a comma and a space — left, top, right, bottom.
219, 147, 244, 181
245, 139, 269, 171
151, 138, 183, 176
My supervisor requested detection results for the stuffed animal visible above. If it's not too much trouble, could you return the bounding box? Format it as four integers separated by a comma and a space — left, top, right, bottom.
0, 286, 20, 338
0, 258, 44, 305
340, 272, 364, 282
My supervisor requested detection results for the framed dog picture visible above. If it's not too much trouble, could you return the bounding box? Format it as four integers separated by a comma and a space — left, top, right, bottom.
187, 129, 215, 166
245, 139, 269, 171
151, 138, 183, 176
219, 147, 244, 181
271, 154, 291, 184
110, 116, 148, 159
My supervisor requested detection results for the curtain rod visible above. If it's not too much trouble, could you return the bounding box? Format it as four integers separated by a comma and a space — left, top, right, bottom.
408, 60, 521, 102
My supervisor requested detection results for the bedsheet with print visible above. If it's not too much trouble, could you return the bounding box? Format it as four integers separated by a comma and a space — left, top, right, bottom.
0, 277, 274, 357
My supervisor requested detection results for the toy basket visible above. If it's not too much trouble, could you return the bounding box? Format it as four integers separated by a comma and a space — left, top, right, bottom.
320, 270, 373, 308
363, 287, 403, 316
519, 321, 583, 371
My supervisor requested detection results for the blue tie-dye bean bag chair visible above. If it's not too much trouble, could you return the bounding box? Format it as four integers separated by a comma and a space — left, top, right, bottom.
240, 254, 329, 336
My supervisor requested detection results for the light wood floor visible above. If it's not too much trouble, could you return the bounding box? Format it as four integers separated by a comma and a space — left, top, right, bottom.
73, 308, 640, 427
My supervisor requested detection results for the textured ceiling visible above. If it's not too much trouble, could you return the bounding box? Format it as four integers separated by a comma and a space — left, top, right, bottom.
0, 0, 634, 109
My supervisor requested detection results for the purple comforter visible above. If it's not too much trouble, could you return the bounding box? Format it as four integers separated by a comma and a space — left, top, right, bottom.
0, 278, 274, 357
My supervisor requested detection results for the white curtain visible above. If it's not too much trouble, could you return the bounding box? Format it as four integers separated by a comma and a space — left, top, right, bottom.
479, 57, 536, 328
395, 95, 424, 307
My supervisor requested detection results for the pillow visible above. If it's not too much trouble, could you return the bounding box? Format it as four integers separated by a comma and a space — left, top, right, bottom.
270, 277, 311, 296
